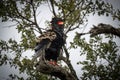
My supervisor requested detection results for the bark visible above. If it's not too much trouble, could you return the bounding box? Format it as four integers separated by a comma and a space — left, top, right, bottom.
77, 23, 120, 38
35, 55, 77, 80
89, 23, 120, 37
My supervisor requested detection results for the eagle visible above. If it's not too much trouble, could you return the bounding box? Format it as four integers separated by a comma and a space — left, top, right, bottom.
32, 17, 65, 65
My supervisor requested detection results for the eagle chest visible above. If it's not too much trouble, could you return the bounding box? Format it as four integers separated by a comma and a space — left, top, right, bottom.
50, 33, 63, 49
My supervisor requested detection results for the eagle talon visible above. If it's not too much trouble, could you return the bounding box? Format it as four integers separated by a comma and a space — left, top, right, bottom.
49, 60, 58, 66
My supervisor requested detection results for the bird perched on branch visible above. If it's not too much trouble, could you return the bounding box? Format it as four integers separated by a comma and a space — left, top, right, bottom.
32, 17, 65, 65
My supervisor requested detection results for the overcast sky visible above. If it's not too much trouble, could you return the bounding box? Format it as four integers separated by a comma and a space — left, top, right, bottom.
0, 0, 120, 80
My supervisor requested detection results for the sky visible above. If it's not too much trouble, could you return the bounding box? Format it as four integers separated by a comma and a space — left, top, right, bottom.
0, 0, 120, 80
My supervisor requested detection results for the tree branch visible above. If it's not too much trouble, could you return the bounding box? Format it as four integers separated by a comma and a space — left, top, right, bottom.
89, 23, 120, 37
76, 23, 120, 38
64, 3, 90, 34
13, 1, 42, 34
36, 54, 77, 80
50, 0, 57, 17
65, 14, 81, 34
63, 46, 79, 80
31, 2, 43, 34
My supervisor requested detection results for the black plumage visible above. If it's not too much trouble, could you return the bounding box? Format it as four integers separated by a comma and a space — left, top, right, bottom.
32, 17, 65, 64
45, 30, 65, 61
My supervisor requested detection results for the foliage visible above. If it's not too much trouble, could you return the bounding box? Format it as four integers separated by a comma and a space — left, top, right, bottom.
0, 0, 120, 80
71, 34, 120, 80
0, 0, 48, 79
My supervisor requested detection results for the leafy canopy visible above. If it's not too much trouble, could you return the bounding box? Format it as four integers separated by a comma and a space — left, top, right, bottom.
0, 0, 120, 80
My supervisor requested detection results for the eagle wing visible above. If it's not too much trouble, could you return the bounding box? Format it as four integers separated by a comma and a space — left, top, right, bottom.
32, 30, 56, 61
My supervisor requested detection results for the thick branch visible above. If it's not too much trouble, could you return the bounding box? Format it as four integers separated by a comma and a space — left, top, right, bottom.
89, 23, 120, 37
63, 46, 79, 80
36, 56, 76, 80
77, 23, 120, 38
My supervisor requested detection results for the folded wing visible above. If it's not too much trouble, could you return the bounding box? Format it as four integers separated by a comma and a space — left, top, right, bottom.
32, 30, 56, 61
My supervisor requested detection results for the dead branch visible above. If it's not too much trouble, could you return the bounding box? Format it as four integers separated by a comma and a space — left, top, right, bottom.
89, 23, 120, 37
77, 23, 120, 38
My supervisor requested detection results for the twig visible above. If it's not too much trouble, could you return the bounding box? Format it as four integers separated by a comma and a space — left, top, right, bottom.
49, 0, 57, 17
30, 1, 42, 34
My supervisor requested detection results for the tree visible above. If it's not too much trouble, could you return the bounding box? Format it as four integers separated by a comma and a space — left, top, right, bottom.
0, 0, 120, 80
74, 23, 120, 80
